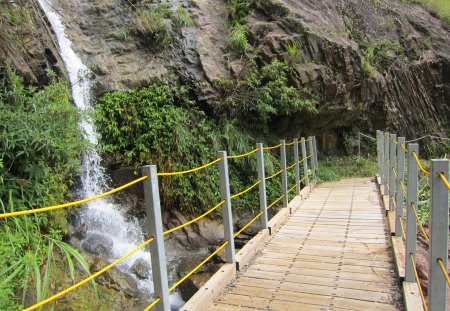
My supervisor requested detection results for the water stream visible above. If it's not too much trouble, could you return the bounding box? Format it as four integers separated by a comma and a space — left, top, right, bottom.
36, 1, 183, 307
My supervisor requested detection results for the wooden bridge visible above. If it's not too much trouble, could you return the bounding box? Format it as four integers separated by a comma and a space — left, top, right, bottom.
184, 178, 404, 310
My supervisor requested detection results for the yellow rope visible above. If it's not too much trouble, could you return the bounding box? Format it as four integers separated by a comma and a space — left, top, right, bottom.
157, 158, 222, 176
227, 148, 259, 159
401, 143, 407, 153
393, 139, 398, 145
230, 180, 262, 200
393, 167, 398, 178
265, 169, 283, 181
391, 195, 397, 209
306, 155, 312, 160
439, 172, 450, 190
169, 241, 229, 292
143, 298, 161, 311
287, 176, 307, 194
437, 258, 450, 287
24, 237, 155, 311
263, 144, 282, 151
234, 211, 264, 238
267, 194, 285, 209
399, 216, 406, 241
410, 253, 429, 311
285, 141, 296, 146
298, 158, 305, 164
411, 202, 430, 243
163, 200, 225, 235
400, 179, 407, 196
0, 176, 148, 219
412, 152, 430, 176
286, 162, 297, 171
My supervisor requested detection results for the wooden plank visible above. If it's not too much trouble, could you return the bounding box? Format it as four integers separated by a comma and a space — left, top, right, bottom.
392, 236, 406, 279
403, 281, 425, 311
235, 229, 269, 271
267, 207, 289, 234
181, 264, 236, 311
387, 211, 396, 235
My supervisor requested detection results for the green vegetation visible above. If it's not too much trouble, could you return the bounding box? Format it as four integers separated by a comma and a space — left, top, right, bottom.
285, 40, 303, 64
361, 38, 404, 73
225, 0, 256, 26
404, 0, 450, 23
112, 28, 130, 41
316, 155, 378, 183
227, 24, 253, 56
0, 65, 94, 310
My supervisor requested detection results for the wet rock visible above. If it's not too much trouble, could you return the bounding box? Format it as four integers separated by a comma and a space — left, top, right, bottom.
81, 233, 114, 258
68, 211, 87, 239
131, 258, 151, 280
178, 273, 211, 302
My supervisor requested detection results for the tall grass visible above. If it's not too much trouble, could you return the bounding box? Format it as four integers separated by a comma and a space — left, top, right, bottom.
405, 0, 450, 23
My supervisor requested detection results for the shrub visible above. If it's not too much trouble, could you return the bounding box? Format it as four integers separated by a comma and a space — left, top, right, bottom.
171, 4, 193, 27
131, 6, 171, 46
227, 24, 253, 56
285, 40, 303, 64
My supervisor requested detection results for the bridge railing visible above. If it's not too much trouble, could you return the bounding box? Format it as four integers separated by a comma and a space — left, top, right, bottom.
377, 130, 450, 311
0, 136, 318, 311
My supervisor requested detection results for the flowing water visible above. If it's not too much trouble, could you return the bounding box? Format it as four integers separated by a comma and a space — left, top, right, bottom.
36, 0, 179, 303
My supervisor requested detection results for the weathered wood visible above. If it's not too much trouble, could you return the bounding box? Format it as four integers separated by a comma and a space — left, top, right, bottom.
267, 207, 289, 234
235, 229, 269, 271
392, 236, 406, 279
403, 281, 425, 311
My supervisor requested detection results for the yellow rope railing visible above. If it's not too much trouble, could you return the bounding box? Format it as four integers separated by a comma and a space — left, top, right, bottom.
439, 172, 450, 190
157, 158, 222, 177
286, 162, 297, 171
24, 236, 155, 311
0, 176, 148, 219
410, 253, 429, 311
393, 167, 397, 178
265, 169, 283, 181
287, 176, 307, 194
163, 200, 225, 236
400, 179, 407, 196
391, 195, 397, 209
267, 194, 285, 209
306, 154, 312, 160
437, 258, 450, 287
412, 152, 430, 176
263, 144, 282, 151
168, 241, 229, 292
410, 202, 430, 243
398, 216, 406, 241
143, 297, 161, 311
285, 141, 296, 146
227, 148, 259, 159
230, 180, 262, 200
234, 211, 264, 238
401, 143, 407, 153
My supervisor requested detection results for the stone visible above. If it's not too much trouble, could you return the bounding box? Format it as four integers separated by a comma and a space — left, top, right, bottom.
81, 233, 114, 258
131, 258, 151, 280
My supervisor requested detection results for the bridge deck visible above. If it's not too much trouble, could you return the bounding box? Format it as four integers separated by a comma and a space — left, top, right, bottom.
211, 178, 403, 310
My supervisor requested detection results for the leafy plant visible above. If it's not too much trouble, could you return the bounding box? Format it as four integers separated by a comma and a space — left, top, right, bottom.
131, 6, 171, 46
112, 28, 130, 41
225, 0, 255, 26
285, 40, 303, 64
171, 4, 193, 27
227, 24, 253, 56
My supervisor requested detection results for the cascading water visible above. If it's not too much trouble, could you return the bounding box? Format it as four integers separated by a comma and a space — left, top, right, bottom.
36, 0, 164, 301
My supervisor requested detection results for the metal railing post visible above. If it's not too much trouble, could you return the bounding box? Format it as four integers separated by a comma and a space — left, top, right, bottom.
301, 137, 310, 186
142, 165, 170, 311
293, 138, 301, 195
383, 131, 390, 195
428, 159, 450, 311
313, 136, 319, 169
395, 137, 405, 237
389, 134, 396, 211
218, 151, 235, 263
280, 140, 288, 208
308, 136, 316, 180
377, 130, 383, 181
256, 143, 268, 229
405, 144, 419, 283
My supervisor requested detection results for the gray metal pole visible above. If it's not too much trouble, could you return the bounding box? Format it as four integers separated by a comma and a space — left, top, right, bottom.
256, 143, 268, 229
405, 144, 418, 283
313, 136, 319, 169
358, 132, 361, 158
428, 159, 450, 311
308, 136, 316, 180
384, 131, 390, 196
142, 165, 170, 311
379, 131, 385, 186
376, 130, 382, 179
389, 134, 396, 212
301, 137, 310, 186
280, 140, 288, 208
218, 151, 235, 263
293, 138, 301, 195
395, 137, 405, 237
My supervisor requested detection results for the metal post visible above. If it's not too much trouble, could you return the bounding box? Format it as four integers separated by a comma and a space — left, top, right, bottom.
383, 131, 390, 195
218, 151, 235, 263
379, 131, 385, 185
280, 140, 288, 208
313, 136, 319, 169
142, 165, 170, 311
293, 138, 301, 195
308, 136, 316, 179
405, 144, 418, 283
358, 132, 361, 158
256, 143, 268, 229
395, 137, 405, 237
428, 160, 449, 311
389, 134, 396, 211
301, 137, 310, 186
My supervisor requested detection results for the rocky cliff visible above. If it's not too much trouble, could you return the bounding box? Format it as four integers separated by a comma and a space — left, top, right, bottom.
5, 0, 450, 146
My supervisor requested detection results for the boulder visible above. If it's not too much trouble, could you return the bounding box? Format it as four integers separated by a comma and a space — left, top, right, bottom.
81, 233, 114, 258
131, 258, 151, 280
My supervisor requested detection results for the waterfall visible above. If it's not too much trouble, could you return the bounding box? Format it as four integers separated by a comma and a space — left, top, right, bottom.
37, 0, 154, 296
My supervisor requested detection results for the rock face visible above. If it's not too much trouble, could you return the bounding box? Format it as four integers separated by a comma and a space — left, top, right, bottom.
81, 232, 114, 257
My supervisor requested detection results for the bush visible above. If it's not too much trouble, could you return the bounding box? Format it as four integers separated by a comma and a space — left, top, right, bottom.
227, 24, 253, 56
132, 6, 171, 46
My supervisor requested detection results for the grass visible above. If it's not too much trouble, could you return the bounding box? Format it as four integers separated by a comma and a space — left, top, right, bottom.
227, 24, 253, 56
285, 40, 303, 64
131, 6, 171, 46
316, 154, 378, 183
404, 0, 450, 23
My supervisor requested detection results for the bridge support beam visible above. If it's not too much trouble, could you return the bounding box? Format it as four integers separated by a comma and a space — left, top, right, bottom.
395, 137, 405, 238
389, 134, 396, 212
301, 137, 309, 186
280, 140, 288, 208
383, 131, 390, 196
308, 136, 316, 180
256, 143, 268, 229
428, 159, 449, 311
293, 138, 301, 196
405, 144, 418, 283
142, 165, 170, 311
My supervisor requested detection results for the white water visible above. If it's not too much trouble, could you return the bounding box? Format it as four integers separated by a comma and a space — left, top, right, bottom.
37, 0, 154, 296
